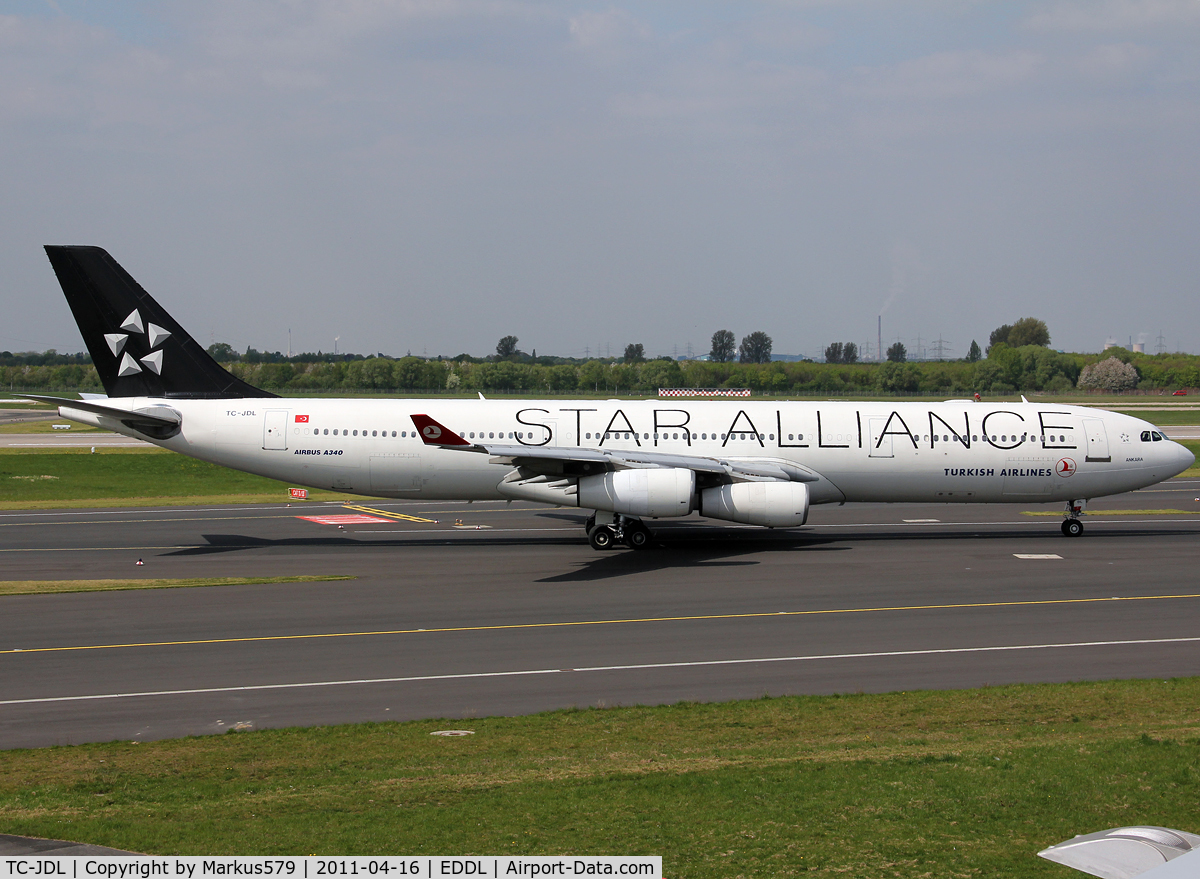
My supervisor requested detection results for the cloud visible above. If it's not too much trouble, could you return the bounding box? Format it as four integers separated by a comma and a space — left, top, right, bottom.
846, 49, 1044, 101
1027, 0, 1200, 31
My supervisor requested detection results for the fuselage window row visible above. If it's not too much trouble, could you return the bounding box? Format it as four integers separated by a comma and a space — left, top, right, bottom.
288, 426, 1079, 446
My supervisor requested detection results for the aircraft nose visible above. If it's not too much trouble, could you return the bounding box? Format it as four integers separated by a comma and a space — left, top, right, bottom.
1178, 442, 1196, 472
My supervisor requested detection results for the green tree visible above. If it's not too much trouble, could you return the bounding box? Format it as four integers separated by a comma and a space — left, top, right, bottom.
988, 324, 1013, 351
876, 361, 920, 392
990, 317, 1050, 351
206, 342, 238, 362
824, 342, 844, 364
843, 342, 858, 364
496, 335, 519, 358
739, 331, 773, 364
887, 341, 907, 363
966, 340, 982, 362
710, 330, 736, 362
637, 359, 683, 391
1007, 317, 1051, 348
624, 343, 645, 364
577, 360, 607, 392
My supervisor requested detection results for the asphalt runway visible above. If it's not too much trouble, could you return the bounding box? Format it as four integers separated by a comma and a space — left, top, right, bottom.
2, 478, 1200, 750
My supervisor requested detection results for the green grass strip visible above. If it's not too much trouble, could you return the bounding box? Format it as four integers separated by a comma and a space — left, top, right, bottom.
0, 448, 364, 509
0, 576, 355, 596
0, 421, 103, 434
1111, 409, 1200, 424
0, 678, 1198, 874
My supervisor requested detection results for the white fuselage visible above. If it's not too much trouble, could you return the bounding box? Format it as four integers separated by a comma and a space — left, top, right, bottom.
65, 397, 1193, 510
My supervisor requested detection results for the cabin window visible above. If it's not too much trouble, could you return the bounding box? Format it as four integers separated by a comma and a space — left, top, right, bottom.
721, 434, 727, 440
788, 434, 794, 440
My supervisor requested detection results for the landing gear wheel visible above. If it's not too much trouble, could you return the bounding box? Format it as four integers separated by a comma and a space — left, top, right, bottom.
1062, 519, 1084, 537
589, 526, 615, 550
624, 523, 652, 549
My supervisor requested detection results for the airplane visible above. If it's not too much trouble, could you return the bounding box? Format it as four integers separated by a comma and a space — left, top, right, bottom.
23, 246, 1195, 551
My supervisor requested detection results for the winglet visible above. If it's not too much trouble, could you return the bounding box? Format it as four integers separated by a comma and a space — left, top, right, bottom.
410, 414, 472, 446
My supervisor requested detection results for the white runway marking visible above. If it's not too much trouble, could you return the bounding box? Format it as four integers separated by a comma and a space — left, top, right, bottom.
4, 636, 1199, 706
1014, 554, 1063, 559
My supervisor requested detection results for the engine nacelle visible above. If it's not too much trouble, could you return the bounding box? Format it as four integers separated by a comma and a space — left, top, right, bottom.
578, 468, 695, 518
700, 481, 810, 528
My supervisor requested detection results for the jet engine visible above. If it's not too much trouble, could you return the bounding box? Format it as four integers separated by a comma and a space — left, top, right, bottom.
700, 481, 809, 528
577, 467, 695, 518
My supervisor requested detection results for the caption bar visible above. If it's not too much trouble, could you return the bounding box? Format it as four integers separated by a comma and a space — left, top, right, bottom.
2, 858, 661, 879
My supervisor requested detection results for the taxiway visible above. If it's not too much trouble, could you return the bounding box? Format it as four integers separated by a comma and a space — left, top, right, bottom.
2, 480, 1199, 749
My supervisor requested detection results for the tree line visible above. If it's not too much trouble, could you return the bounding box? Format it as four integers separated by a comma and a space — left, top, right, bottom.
3, 317, 1195, 393
6, 346, 1199, 394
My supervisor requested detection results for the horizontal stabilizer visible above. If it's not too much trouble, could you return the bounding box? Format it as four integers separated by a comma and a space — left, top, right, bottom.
20, 394, 180, 430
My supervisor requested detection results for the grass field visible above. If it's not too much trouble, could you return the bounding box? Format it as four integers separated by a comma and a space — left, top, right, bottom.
0, 448, 361, 509
0, 419, 101, 433
0, 679, 1197, 875
1112, 409, 1200, 425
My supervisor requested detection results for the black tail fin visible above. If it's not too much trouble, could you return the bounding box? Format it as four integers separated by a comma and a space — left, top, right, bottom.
44, 246, 274, 399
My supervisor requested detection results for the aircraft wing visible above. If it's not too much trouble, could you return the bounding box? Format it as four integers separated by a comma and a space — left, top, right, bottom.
409, 414, 819, 485
1038, 826, 1200, 878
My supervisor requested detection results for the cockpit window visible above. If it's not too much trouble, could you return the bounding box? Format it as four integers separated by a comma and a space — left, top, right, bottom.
1151, 431, 1164, 441
1141, 431, 1152, 442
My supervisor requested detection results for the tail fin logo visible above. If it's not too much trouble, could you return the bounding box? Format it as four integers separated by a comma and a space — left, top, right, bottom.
409, 414, 472, 446
108, 309, 172, 377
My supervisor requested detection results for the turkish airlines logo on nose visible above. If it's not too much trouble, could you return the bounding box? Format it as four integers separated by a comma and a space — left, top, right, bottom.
1056, 457, 1077, 477
423, 425, 442, 439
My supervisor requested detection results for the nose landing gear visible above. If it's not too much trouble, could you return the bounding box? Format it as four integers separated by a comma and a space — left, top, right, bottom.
1061, 500, 1086, 537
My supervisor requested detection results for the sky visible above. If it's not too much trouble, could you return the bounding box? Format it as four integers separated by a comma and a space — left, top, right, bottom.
2, 0, 1198, 361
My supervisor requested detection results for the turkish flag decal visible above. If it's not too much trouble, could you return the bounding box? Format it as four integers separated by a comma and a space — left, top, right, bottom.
295, 415, 310, 423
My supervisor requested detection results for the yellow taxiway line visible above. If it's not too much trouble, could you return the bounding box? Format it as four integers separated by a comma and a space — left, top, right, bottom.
3, 593, 1198, 656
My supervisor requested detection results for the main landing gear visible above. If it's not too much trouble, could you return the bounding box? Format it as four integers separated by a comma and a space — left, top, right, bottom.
585, 512, 653, 551
1061, 500, 1086, 537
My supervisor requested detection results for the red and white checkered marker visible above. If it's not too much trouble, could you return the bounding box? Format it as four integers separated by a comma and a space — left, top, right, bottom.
658, 388, 750, 397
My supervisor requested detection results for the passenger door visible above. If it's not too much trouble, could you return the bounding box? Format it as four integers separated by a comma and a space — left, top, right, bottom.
1083, 418, 1111, 463
263, 410, 289, 450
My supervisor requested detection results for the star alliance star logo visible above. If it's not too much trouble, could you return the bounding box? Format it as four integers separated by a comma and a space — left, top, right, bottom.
104, 309, 170, 377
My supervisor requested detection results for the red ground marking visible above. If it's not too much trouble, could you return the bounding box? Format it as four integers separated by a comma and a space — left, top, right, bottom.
297, 514, 392, 525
